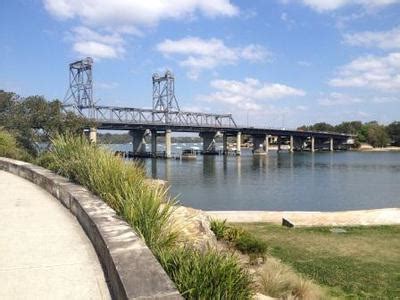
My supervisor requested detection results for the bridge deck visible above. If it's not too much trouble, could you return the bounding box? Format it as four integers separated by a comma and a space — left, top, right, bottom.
97, 121, 352, 140
0, 170, 110, 299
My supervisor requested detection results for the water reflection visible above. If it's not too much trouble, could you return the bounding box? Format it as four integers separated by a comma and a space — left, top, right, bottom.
111, 144, 400, 211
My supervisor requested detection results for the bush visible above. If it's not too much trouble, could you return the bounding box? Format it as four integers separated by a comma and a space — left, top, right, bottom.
234, 231, 268, 258
41, 135, 256, 298
256, 258, 323, 299
40, 134, 177, 251
156, 247, 254, 299
210, 219, 267, 261
210, 219, 228, 240
0, 128, 30, 161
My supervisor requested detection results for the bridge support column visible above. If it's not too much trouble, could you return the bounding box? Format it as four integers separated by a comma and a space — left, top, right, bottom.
165, 129, 172, 158
265, 135, 270, 153
89, 127, 97, 144
289, 135, 294, 153
277, 137, 282, 152
200, 132, 217, 155
311, 136, 315, 152
330, 137, 334, 152
223, 134, 228, 155
236, 131, 241, 156
253, 135, 267, 155
151, 130, 157, 157
130, 129, 147, 156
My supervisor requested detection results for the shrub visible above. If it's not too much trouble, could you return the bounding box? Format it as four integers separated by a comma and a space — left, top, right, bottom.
41, 134, 256, 298
234, 231, 268, 259
156, 247, 254, 299
210, 219, 228, 240
0, 128, 30, 161
210, 220, 267, 260
257, 258, 323, 299
40, 134, 177, 250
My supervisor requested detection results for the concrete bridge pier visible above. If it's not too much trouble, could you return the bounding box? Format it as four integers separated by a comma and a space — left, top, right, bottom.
293, 137, 306, 151
277, 137, 282, 152
83, 128, 97, 143
165, 129, 172, 158
130, 129, 147, 156
252, 134, 268, 155
289, 136, 294, 153
200, 132, 217, 154
330, 137, 334, 152
151, 130, 157, 157
236, 131, 242, 156
223, 134, 228, 155
89, 127, 97, 143
311, 136, 315, 152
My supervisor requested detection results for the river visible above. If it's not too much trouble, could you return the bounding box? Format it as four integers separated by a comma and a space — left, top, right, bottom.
106, 144, 400, 211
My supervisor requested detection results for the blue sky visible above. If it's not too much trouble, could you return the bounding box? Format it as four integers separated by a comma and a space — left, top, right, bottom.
1, 0, 400, 128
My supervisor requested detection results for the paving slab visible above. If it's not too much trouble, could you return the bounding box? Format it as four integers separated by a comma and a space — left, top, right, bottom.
0, 170, 110, 300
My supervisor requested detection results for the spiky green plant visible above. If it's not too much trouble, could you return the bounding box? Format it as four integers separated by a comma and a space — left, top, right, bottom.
156, 247, 254, 300
40, 134, 177, 250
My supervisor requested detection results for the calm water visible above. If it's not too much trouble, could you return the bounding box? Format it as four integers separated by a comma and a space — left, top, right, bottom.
107, 144, 400, 211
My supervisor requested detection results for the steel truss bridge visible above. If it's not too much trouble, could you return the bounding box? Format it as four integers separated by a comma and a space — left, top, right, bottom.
63, 57, 353, 156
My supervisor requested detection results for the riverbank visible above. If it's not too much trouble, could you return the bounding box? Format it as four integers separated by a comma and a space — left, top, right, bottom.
238, 223, 400, 298
207, 208, 400, 226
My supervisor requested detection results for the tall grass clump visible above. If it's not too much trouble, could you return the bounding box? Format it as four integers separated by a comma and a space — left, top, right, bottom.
40, 134, 255, 298
0, 128, 30, 161
257, 258, 323, 299
156, 247, 254, 299
39, 134, 177, 250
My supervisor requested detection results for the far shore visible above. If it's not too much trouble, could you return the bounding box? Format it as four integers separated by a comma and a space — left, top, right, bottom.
356, 146, 400, 152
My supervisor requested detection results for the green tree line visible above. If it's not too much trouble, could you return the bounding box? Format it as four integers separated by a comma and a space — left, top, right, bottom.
0, 90, 92, 157
298, 121, 400, 147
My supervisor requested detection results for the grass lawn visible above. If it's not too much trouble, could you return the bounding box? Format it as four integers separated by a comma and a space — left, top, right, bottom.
238, 223, 400, 299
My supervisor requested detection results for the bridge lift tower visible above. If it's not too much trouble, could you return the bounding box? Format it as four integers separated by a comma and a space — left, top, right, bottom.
152, 71, 180, 123
63, 57, 95, 118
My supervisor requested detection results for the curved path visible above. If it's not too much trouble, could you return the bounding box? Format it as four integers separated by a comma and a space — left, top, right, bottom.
0, 170, 110, 299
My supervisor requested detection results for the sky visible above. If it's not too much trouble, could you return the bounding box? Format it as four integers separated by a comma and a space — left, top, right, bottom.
1, 0, 400, 128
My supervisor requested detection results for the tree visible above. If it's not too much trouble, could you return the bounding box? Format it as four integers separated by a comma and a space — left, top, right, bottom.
0, 90, 93, 156
334, 121, 363, 134
364, 122, 389, 147
386, 122, 400, 146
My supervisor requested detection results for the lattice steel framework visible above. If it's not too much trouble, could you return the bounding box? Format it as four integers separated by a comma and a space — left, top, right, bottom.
63, 57, 94, 116
62, 58, 237, 128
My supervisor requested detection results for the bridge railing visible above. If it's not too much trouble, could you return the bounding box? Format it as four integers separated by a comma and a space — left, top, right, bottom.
65, 105, 237, 128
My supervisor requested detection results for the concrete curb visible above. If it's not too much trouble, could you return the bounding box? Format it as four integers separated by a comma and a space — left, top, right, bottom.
0, 157, 182, 300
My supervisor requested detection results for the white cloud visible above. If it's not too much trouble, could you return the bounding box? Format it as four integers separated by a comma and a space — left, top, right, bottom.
329, 52, 400, 91
156, 37, 270, 79
44, 0, 238, 60
44, 0, 238, 26
344, 27, 400, 49
318, 92, 363, 106
297, 60, 312, 67
199, 78, 305, 111
70, 26, 125, 59
289, 0, 400, 12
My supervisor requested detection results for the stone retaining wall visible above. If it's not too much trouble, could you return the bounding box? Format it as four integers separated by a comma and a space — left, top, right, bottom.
0, 157, 182, 300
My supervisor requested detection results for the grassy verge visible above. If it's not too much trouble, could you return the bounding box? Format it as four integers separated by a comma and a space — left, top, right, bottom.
38, 134, 253, 299
239, 223, 400, 298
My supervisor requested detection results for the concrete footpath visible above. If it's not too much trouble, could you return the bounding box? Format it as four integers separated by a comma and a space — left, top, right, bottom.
0, 170, 110, 300
208, 208, 400, 226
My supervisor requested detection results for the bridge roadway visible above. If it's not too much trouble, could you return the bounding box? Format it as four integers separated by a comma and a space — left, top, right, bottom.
0, 170, 110, 299
90, 119, 353, 158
